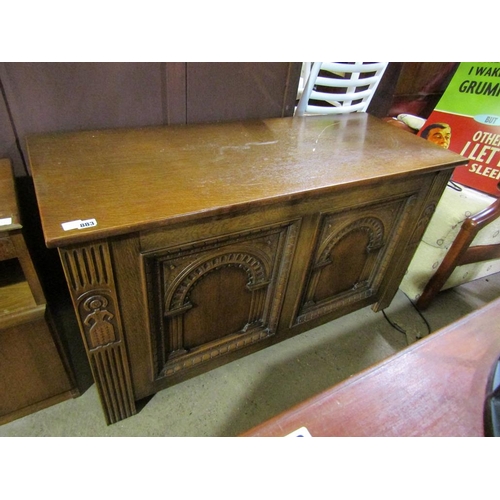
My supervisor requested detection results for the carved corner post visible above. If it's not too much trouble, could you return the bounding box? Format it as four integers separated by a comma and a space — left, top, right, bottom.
374, 170, 452, 312
59, 241, 136, 425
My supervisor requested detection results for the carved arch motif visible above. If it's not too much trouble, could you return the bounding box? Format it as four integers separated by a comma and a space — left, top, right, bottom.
165, 248, 270, 316
317, 216, 385, 265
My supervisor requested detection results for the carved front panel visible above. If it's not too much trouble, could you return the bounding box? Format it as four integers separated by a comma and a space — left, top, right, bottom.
143, 221, 299, 379
294, 196, 413, 326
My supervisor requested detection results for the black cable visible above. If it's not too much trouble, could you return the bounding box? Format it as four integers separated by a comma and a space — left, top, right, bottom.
447, 180, 463, 192
382, 310, 410, 345
381, 292, 432, 343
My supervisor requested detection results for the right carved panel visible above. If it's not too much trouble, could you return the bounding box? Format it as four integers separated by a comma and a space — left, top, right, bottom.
294, 196, 415, 326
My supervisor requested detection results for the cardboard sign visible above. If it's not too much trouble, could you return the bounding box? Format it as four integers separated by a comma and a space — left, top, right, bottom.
418, 62, 500, 197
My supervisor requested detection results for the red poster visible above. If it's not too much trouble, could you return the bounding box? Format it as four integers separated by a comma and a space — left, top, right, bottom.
417, 63, 500, 197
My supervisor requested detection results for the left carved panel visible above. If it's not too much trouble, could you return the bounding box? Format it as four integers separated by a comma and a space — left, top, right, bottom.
59, 241, 136, 424
143, 221, 299, 379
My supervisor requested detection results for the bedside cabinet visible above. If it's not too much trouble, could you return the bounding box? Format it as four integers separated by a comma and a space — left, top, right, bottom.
0, 159, 77, 425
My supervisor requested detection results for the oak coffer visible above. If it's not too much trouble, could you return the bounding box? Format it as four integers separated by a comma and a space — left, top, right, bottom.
26, 113, 468, 424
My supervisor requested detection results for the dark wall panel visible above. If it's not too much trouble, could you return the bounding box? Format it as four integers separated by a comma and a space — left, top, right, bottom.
0, 62, 301, 177
0, 86, 25, 177
186, 62, 300, 123
0, 62, 164, 133
0, 62, 165, 175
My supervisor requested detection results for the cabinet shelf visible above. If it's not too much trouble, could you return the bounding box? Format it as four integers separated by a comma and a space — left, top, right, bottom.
0, 259, 38, 317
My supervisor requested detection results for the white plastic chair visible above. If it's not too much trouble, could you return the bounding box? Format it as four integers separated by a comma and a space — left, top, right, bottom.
295, 62, 388, 116
296, 62, 313, 100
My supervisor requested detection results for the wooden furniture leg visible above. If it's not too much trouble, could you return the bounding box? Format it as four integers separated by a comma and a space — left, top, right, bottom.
417, 198, 500, 309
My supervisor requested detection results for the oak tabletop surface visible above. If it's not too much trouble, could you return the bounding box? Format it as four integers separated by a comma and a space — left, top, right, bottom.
26, 114, 467, 247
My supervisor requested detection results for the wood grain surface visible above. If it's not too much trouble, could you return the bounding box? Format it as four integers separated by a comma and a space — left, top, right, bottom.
26, 114, 467, 248
242, 298, 500, 437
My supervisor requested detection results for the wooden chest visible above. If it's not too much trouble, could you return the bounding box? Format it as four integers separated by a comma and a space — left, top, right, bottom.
27, 114, 468, 424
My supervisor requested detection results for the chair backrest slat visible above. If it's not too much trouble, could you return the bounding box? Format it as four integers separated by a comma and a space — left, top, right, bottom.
295, 62, 388, 116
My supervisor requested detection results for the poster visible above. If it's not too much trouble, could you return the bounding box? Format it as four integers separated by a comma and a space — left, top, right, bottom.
418, 62, 500, 197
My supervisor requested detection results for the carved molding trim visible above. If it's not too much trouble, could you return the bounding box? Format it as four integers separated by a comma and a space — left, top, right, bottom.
166, 249, 270, 315
316, 216, 385, 267
61, 243, 111, 293
91, 343, 136, 424
373, 175, 451, 312
80, 289, 118, 349
409, 202, 436, 245
406, 171, 449, 247
296, 287, 374, 325
59, 242, 136, 424
163, 329, 270, 377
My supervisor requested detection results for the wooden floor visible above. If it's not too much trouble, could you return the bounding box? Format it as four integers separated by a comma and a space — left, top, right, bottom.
243, 296, 500, 437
